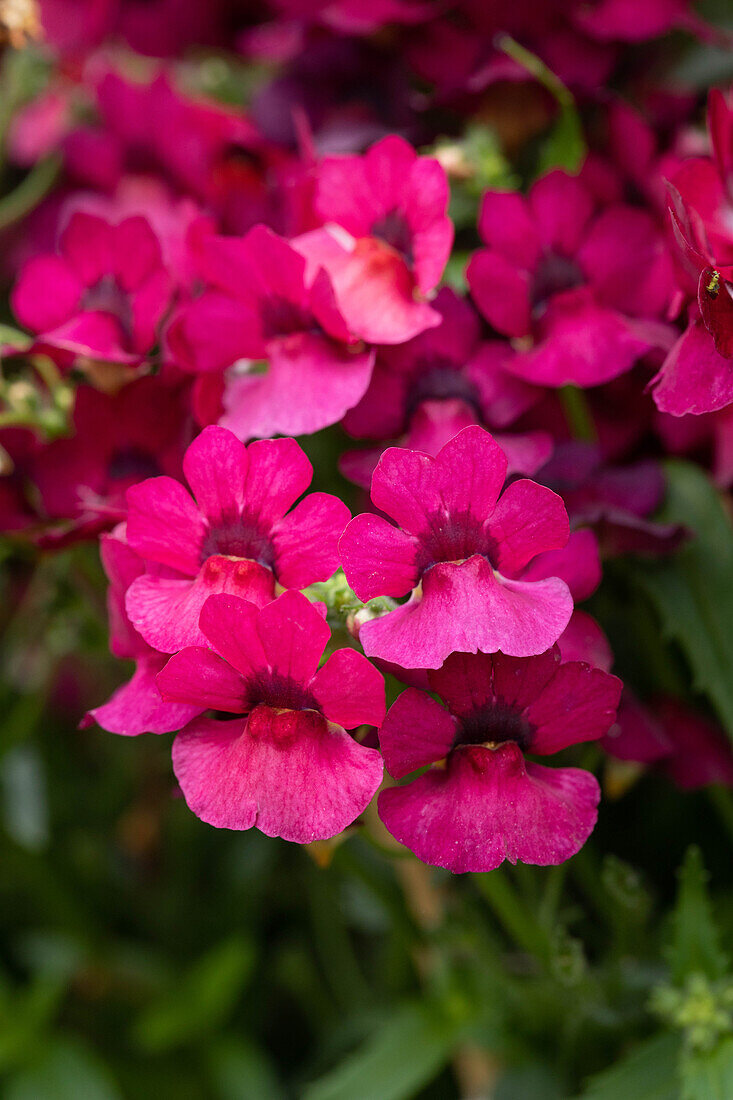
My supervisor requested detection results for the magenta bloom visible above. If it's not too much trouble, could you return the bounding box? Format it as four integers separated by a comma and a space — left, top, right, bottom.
11, 211, 174, 365
467, 171, 674, 387
342, 288, 540, 441
377, 648, 621, 873
167, 224, 375, 439
84, 525, 202, 737
125, 426, 349, 653
157, 591, 384, 840
304, 135, 453, 344
339, 426, 573, 669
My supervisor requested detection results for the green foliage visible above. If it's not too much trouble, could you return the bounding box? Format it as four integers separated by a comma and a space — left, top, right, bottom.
668, 848, 728, 987
634, 461, 733, 739
302, 1000, 466, 1100
578, 1032, 682, 1100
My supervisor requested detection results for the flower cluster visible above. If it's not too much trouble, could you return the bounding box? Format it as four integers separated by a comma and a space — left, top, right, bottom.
1, 0, 731, 875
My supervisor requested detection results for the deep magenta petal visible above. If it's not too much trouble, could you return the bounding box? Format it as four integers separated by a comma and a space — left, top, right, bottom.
358, 557, 573, 668
126, 558, 275, 653
378, 687, 457, 779
85, 653, 201, 737
652, 320, 733, 416
256, 590, 331, 685
272, 492, 350, 589
527, 663, 622, 754
172, 709, 383, 841
339, 513, 420, 602
126, 476, 206, 576
487, 479, 569, 576
311, 649, 386, 730
182, 426, 248, 527
378, 743, 600, 873
156, 647, 249, 712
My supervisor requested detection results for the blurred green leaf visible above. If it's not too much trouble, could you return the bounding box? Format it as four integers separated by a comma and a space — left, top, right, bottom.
538, 106, 586, 175
132, 937, 254, 1053
208, 1037, 285, 1100
5, 1037, 122, 1100
0, 976, 65, 1073
635, 461, 733, 739
669, 848, 727, 986
302, 1000, 465, 1100
682, 1038, 733, 1100
577, 1031, 681, 1099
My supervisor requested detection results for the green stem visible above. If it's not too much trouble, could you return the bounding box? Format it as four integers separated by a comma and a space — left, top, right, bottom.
494, 35, 574, 107
474, 869, 553, 965
560, 385, 597, 442
0, 155, 62, 233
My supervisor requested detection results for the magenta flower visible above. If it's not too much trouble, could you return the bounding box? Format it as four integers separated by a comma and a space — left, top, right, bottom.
83, 525, 203, 737
377, 648, 621, 873
167, 224, 375, 439
339, 425, 573, 669
28, 373, 190, 547
301, 135, 453, 344
467, 171, 674, 387
157, 591, 385, 840
11, 211, 174, 365
342, 288, 540, 441
125, 426, 349, 653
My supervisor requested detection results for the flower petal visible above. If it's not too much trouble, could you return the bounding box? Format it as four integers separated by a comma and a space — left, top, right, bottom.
311, 648, 385, 730
84, 653, 201, 736
272, 492, 350, 589
487, 479, 569, 575
172, 709, 383, 841
126, 476, 206, 575
378, 686, 457, 778
156, 647, 249, 712
378, 742, 600, 872
339, 513, 420, 601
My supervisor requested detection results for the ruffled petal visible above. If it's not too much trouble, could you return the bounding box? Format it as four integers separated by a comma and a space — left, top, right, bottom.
172, 709, 383, 841
378, 742, 600, 872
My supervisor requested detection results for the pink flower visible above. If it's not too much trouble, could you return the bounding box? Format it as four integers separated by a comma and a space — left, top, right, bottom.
377, 647, 621, 873
603, 694, 733, 790
11, 211, 174, 365
467, 171, 674, 387
28, 374, 190, 547
125, 426, 349, 653
300, 135, 453, 344
83, 525, 202, 737
157, 590, 384, 840
342, 288, 540, 441
339, 425, 574, 669
167, 224, 375, 439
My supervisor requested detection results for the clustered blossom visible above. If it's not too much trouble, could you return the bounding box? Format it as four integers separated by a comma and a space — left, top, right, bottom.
2, 0, 732, 876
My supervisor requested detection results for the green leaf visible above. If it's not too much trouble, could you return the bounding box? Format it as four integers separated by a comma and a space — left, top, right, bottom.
577, 1031, 682, 1100
669, 848, 728, 985
682, 1038, 733, 1100
635, 460, 733, 739
132, 937, 254, 1053
538, 106, 586, 175
208, 1037, 285, 1100
5, 1037, 122, 1100
302, 1000, 465, 1100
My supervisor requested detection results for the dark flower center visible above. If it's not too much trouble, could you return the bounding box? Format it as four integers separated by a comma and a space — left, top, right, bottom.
261, 295, 314, 340
203, 517, 276, 570
107, 447, 160, 483
372, 208, 414, 266
421, 508, 488, 568
453, 703, 533, 751
407, 361, 482, 421
531, 251, 584, 310
82, 275, 134, 341
247, 672, 318, 713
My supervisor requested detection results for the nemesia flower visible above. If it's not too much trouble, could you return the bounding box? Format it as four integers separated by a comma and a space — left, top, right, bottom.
83, 524, 202, 736
125, 426, 349, 652
167, 224, 375, 439
11, 210, 174, 366
157, 590, 385, 840
297, 135, 453, 344
27, 374, 190, 546
342, 288, 540, 442
339, 425, 574, 669
377, 647, 622, 873
467, 170, 674, 387
603, 693, 733, 789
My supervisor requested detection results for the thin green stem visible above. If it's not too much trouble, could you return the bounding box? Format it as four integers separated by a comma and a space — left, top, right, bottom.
0, 155, 62, 233
560, 385, 597, 442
